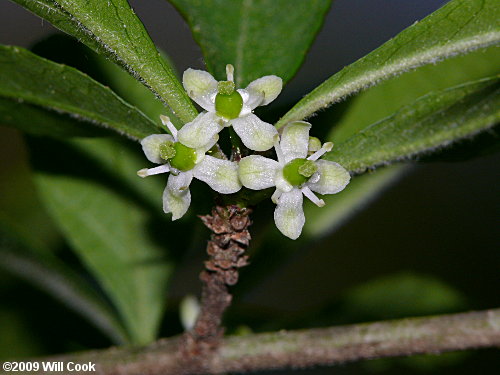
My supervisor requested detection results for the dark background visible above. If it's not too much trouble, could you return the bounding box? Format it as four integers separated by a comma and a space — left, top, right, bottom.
0, 0, 498, 374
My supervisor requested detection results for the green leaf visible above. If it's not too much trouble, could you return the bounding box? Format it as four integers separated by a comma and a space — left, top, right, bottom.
276, 0, 500, 128
31, 136, 172, 345
303, 165, 406, 238
303, 48, 500, 237
0, 45, 160, 140
341, 272, 466, 319
329, 46, 500, 144
301, 47, 500, 239
0, 98, 106, 138
91, 50, 181, 129
0, 148, 127, 344
9, 0, 106, 55
11, 0, 197, 124
327, 76, 500, 174
0, 228, 128, 344
29, 33, 182, 129
0, 136, 62, 253
169, 0, 331, 86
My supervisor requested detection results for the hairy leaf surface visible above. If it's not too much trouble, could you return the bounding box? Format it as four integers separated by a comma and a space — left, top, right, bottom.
304, 48, 500, 238
0, 98, 104, 138
0, 46, 159, 140
10, 0, 197, 123
329, 46, 500, 143
328, 77, 500, 173
277, 0, 500, 128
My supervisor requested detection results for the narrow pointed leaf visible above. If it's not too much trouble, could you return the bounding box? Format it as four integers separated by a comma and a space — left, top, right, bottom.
329, 46, 500, 143
327, 76, 500, 174
0, 228, 128, 344
0, 45, 159, 140
92, 52, 180, 128
29, 34, 182, 129
9, 0, 105, 53
31, 137, 172, 345
301, 47, 500, 238
0, 162, 126, 344
169, 0, 331, 86
0, 98, 104, 138
303, 165, 406, 238
302, 48, 499, 239
10, 0, 197, 123
276, 0, 500, 128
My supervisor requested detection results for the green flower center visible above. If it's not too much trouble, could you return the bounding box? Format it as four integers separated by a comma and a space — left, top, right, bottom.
160, 141, 197, 172
215, 81, 243, 119
282, 158, 318, 186
159, 141, 176, 160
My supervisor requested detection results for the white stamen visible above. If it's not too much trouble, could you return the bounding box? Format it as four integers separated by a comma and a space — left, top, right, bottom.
274, 135, 285, 164
160, 115, 178, 140
301, 186, 325, 207
307, 142, 333, 161
137, 164, 170, 178
271, 189, 283, 204
226, 64, 234, 82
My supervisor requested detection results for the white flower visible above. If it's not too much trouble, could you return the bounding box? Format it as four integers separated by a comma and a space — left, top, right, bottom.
138, 116, 241, 220
238, 121, 350, 239
178, 64, 282, 152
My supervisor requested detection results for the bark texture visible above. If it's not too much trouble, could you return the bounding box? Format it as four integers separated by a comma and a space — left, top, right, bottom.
28, 309, 500, 375
178, 205, 252, 373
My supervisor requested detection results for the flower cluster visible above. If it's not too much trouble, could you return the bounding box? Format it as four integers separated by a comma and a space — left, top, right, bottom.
138, 65, 350, 239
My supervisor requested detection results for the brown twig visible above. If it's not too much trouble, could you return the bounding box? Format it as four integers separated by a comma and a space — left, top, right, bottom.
29, 309, 500, 375
177, 205, 252, 372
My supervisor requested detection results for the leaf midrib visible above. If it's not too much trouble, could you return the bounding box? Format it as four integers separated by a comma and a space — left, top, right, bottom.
49, 179, 141, 336
235, 0, 253, 86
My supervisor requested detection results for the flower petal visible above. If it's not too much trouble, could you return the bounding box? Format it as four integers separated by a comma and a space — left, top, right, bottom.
194, 134, 219, 163
274, 189, 305, 240
177, 112, 224, 149
307, 160, 350, 195
271, 189, 283, 204
182, 68, 217, 111
280, 121, 311, 162
193, 155, 241, 194
238, 88, 263, 114
163, 172, 193, 220
274, 168, 293, 193
238, 155, 280, 190
141, 134, 174, 164
246, 75, 283, 105
231, 113, 277, 151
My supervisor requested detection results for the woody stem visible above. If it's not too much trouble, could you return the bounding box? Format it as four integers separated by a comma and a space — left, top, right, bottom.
178, 205, 252, 370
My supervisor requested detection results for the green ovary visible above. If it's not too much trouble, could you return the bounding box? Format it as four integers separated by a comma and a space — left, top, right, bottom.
169, 142, 197, 171
215, 91, 243, 119
283, 158, 318, 186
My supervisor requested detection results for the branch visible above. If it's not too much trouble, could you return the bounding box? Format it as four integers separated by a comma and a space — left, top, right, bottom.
178, 205, 252, 373
36, 308, 500, 375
